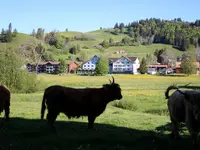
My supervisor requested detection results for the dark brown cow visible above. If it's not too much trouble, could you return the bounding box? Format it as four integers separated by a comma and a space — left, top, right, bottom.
41, 76, 123, 129
165, 85, 200, 149
0, 85, 10, 121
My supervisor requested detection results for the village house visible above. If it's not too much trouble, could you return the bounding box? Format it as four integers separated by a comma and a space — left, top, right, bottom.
26, 61, 60, 74
77, 55, 100, 75
67, 61, 79, 73
109, 56, 140, 74
147, 64, 168, 74
114, 50, 127, 54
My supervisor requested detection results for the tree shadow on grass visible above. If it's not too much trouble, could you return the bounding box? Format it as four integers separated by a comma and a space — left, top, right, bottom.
0, 117, 194, 150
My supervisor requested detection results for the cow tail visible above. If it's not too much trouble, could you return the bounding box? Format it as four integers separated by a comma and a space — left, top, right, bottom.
41, 90, 47, 120
165, 85, 179, 99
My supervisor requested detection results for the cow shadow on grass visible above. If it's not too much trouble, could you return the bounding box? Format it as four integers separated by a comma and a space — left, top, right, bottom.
0, 117, 194, 150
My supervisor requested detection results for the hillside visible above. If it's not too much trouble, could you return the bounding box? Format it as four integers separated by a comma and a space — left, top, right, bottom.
0, 30, 184, 62
0, 33, 50, 49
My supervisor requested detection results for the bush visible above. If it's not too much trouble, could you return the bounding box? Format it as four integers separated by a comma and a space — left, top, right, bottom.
0, 48, 39, 93
112, 100, 138, 111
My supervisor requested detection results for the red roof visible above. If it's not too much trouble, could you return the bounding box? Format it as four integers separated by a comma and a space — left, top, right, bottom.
147, 64, 168, 68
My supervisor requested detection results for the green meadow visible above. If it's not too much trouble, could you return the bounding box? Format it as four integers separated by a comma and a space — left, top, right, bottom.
0, 74, 200, 150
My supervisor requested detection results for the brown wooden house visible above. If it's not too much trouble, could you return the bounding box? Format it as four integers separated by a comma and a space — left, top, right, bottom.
26, 61, 60, 74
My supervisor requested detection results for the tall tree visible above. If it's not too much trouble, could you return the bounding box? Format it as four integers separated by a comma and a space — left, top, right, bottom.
31, 29, 36, 37
114, 23, 119, 29
95, 55, 108, 76
8, 23, 12, 32
13, 28, 18, 37
5, 30, 12, 42
36, 28, 44, 40
139, 57, 147, 74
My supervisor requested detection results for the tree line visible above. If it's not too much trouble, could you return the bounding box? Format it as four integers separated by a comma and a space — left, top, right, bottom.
112, 18, 200, 51
0, 23, 18, 43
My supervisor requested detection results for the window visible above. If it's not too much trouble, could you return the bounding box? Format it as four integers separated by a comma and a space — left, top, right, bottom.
46, 65, 54, 73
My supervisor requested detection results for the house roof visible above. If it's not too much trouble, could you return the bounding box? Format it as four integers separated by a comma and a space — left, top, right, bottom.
109, 56, 138, 63
69, 61, 79, 66
39, 61, 60, 65
147, 64, 168, 68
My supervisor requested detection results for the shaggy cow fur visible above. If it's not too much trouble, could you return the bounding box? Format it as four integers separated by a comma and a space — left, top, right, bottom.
165, 85, 200, 149
0, 85, 10, 120
41, 76, 123, 129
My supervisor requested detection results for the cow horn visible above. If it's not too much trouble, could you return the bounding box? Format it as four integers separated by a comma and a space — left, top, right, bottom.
112, 76, 115, 83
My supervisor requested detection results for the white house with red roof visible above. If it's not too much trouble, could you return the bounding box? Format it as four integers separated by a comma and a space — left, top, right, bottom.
109, 56, 140, 74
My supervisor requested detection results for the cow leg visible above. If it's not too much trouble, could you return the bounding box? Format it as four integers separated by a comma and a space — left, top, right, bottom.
88, 115, 96, 129
46, 110, 58, 132
185, 107, 199, 149
170, 122, 180, 139
4, 99, 10, 121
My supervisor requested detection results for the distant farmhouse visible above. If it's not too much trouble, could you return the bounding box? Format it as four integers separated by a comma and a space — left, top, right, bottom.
27, 61, 60, 74
114, 50, 127, 54
109, 56, 140, 74
77, 55, 100, 75
67, 61, 79, 73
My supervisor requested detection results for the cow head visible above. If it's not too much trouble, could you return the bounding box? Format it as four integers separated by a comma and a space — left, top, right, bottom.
103, 76, 122, 100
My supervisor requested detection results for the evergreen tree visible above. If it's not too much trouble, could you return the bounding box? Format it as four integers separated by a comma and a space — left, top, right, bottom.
5, 30, 12, 42
13, 28, 18, 37
139, 57, 147, 74
1, 28, 5, 42
31, 29, 36, 37
36, 28, 44, 40
114, 23, 119, 29
8, 23, 12, 32
95, 56, 108, 76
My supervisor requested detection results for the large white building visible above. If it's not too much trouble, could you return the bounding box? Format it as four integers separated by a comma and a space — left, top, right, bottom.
109, 56, 140, 74
77, 55, 100, 74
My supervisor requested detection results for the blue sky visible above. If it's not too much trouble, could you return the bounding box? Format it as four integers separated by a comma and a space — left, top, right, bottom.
1, 0, 199, 33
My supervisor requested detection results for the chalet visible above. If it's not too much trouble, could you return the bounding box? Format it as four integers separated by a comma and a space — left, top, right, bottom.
67, 61, 79, 73
27, 61, 60, 74
109, 56, 140, 74
175, 62, 200, 74
77, 55, 100, 75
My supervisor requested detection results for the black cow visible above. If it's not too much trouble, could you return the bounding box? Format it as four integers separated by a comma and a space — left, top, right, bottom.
0, 85, 10, 121
165, 85, 200, 149
41, 76, 123, 129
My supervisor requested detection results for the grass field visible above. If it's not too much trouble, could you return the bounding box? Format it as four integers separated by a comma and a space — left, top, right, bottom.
0, 74, 200, 150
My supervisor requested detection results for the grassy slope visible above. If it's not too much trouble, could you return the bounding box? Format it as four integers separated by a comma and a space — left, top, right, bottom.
0, 33, 50, 50
1, 74, 199, 149
60, 30, 183, 60
0, 31, 184, 61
